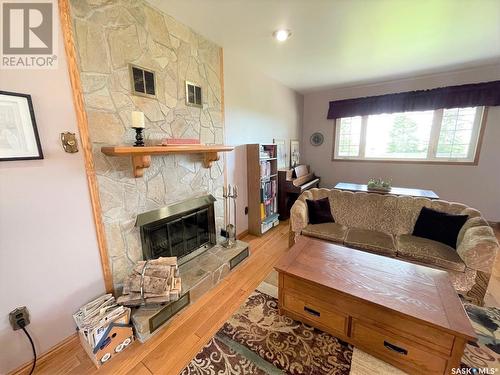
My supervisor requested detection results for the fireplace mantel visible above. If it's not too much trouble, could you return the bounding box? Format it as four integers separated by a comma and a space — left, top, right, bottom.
101, 145, 234, 177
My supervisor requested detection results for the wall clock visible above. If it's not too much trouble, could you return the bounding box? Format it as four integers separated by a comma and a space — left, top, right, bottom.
310, 132, 324, 146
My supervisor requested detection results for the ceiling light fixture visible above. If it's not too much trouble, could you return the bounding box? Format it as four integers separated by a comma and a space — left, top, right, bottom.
273, 29, 291, 42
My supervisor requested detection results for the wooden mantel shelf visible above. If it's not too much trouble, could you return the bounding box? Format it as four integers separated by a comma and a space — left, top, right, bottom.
101, 145, 234, 177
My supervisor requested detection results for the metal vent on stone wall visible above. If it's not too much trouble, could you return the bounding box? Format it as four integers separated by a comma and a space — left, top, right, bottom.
185, 81, 202, 107
130, 64, 156, 98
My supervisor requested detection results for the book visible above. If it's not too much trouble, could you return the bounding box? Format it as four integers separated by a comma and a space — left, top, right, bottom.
160, 138, 200, 145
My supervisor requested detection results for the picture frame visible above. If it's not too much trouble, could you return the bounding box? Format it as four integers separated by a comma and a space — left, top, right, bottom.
273, 138, 287, 169
0, 91, 43, 161
290, 140, 300, 167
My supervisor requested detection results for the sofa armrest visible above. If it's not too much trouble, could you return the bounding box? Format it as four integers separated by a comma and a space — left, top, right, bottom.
290, 199, 308, 235
456, 226, 499, 274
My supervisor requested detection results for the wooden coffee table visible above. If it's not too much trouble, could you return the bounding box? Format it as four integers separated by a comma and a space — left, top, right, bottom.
275, 237, 476, 375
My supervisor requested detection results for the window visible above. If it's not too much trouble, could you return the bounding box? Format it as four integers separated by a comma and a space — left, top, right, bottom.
333, 107, 485, 163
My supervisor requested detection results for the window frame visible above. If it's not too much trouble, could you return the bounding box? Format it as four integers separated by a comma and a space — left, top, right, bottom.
332, 107, 487, 165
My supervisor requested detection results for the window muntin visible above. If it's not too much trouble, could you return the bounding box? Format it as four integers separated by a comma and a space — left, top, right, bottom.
333, 107, 484, 163
337, 116, 362, 157
436, 107, 478, 159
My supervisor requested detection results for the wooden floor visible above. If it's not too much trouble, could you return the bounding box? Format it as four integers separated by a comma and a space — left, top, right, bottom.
13, 222, 500, 375
14, 222, 291, 375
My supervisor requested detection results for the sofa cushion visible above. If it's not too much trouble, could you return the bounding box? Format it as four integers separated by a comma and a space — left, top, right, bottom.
302, 222, 347, 243
397, 234, 466, 272
413, 207, 468, 249
345, 228, 396, 256
306, 197, 334, 224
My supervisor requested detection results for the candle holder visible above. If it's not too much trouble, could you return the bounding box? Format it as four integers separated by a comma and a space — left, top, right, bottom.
133, 127, 145, 147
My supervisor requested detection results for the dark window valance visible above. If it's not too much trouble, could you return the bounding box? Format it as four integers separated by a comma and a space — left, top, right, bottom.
327, 80, 500, 119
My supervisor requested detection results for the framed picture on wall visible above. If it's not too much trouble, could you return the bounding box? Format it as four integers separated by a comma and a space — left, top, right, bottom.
273, 138, 287, 169
0, 91, 43, 161
290, 140, 300, 167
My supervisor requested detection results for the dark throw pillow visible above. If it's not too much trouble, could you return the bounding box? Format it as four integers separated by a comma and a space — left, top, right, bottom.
306, 197, 335, 225
412, 207, 468, 249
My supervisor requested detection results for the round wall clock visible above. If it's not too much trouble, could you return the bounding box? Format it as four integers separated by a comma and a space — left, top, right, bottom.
310, 132, 324, 146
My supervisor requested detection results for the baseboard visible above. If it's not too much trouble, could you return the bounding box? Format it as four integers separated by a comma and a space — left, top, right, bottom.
237, 230, 249, 240
9, 333, 78, 375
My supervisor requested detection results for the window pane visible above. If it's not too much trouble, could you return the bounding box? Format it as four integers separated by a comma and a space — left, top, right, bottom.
365, 110, 433, 159
337, 117, 361, 157
436, 107, 477, 159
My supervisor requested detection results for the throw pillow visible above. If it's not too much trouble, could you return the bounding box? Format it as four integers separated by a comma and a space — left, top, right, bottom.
413, 207, 468, 249
306, 197, 335, 225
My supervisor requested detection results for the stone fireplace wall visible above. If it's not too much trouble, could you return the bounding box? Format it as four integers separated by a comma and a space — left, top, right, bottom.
69, 0, 225, 289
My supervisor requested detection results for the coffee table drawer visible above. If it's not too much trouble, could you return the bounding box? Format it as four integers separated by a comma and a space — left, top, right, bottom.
283, 290, 348, 336
282, 274, 454, 354
351, 319, 447, 374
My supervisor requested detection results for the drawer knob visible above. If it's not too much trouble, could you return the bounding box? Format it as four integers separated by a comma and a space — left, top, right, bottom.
304, 306, 320, 317
383, 341, 408, 355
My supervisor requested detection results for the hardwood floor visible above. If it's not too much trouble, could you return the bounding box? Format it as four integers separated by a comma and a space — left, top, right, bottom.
13, 222, 291, 375
12, 221, 500, 375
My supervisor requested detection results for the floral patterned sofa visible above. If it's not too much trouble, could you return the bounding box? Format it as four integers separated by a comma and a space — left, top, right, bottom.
290, 188, 499, 305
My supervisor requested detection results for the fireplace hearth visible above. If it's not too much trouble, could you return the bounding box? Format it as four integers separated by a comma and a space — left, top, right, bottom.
132, 195, 250, 342
136, 195, 217, 265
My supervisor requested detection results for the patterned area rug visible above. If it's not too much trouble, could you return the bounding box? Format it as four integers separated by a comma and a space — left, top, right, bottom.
461, 302, 500, 371
181, 291, 352, 374
181, 287, 500, 374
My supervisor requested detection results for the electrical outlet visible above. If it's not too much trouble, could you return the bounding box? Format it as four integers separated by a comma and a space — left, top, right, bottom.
244, 206, 248, 215
9, 306, 30, 330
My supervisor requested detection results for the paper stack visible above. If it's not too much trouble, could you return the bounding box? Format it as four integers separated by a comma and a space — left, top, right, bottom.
73, 294, 131, 349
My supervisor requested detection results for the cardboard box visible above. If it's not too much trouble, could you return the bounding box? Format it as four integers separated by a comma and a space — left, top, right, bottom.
79, 323, 134, 368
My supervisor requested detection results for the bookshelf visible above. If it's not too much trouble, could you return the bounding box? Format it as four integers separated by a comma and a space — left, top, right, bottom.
246, 144, 279, 236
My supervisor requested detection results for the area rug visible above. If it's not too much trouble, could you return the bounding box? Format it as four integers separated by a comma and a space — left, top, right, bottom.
180, 290, 352, 374
181, 281, 500, 374
461, 302, 500, 371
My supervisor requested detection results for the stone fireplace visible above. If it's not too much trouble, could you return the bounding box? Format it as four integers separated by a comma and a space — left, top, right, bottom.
69, 0, 227, 290
136, 195, 217, 264
68, 0, 251, 343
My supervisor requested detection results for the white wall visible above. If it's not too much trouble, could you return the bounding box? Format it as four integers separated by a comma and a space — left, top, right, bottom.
302, 64, 500, 221
224, 51, 303, 233
0, 7, 105, 373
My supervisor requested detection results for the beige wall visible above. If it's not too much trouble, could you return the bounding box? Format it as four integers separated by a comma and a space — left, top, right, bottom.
0, 6, 105, 373
224, 51, 303, 233
302, 64, 500, 221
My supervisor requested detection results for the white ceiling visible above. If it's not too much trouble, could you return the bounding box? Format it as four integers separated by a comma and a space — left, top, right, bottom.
149, 0, 500, 93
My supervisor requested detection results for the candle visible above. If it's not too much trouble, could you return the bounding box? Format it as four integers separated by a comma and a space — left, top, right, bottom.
131, 111, 145, 128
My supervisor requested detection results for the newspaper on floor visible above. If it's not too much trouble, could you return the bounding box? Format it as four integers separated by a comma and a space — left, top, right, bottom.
73, 294, 131, 348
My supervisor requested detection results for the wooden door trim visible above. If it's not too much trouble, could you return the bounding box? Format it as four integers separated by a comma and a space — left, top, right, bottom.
58, 0, 113, 292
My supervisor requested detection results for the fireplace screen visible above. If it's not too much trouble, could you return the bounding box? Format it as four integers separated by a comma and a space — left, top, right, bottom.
137, 195, 216, 262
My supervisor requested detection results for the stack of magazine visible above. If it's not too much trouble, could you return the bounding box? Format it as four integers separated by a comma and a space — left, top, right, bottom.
73, 294, 131, 349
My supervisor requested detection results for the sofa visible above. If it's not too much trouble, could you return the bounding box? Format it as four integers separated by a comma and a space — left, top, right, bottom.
290, 188, 499, 305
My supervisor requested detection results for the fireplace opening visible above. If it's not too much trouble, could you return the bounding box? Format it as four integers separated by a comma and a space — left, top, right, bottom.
136, 195, 217, 264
